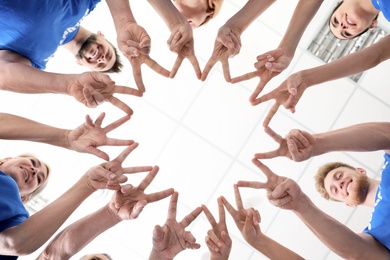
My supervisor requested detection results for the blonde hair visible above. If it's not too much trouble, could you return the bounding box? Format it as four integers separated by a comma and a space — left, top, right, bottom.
314, 162, 355, 200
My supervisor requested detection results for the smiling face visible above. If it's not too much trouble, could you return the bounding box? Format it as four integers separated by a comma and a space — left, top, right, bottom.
76, 33, 117, 72
0, 156, 49, 199
173, 0, 214, 28
329, 1, 378, 39
324, 166, 369, 207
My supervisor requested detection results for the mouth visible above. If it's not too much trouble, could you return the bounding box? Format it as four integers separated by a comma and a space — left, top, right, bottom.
345, 14, 356, 26
346, 180, 352, 196
23, 168, 28, 183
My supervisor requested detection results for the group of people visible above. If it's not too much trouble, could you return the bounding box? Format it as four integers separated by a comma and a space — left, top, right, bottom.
0, 0, 389, 259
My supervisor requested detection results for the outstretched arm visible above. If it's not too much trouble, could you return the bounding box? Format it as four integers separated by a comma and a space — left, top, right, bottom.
0, 144, 140, 256
0, 112, 134, 160
238, 158, 390, 259
37, 166, 173, 260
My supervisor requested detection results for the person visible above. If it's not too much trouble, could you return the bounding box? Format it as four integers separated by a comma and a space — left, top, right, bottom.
0, 0, 170, 115
36, 166, 174, 260
230, 0, 383, 103
247, 32, 390, 127
237, 158, 390, 259
149, 191, 203, 260
218, 184, 304, 259
0, 143, 150, 259
0, 112, 133, 161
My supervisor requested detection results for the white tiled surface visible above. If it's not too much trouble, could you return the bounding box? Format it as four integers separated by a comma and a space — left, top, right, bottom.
3, 0, 390, 259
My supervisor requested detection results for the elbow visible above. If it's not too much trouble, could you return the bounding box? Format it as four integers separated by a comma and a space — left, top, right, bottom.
1, 237, 36, 256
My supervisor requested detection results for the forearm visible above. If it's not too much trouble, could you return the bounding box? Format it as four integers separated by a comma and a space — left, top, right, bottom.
224, 0, 275, 35
0, 177, 94, 255
105, 0, 137, 29
0, 113, 69, 148
37, 205, 121, 260
0, 61, 72, 94
278, 0, 323, 58
250, 234, 304, 260
313, 122, 390, 156
301, 34, 390, 87
147, 0, 188, 30
294, 194, 375, 259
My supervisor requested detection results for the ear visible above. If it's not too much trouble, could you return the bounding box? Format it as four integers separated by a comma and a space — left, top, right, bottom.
356, 168, 366, 175
75, 59, 83, 66
0, 157, 12, 165
369, 19, 378, 29
97, 31, 105, 38
346, 202, 356, 208
21, 195, 27, 203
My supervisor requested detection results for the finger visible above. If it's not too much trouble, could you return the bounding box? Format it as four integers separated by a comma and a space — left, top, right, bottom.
188, 55, 201, 80
85, 114, 93, 126
169, 55, 184, 79
122, 165, 153, 174
205, 235, 220, 252
230, 71, 258, 84
84, 147, 109, 161
251, 158, 277, 181
146, 188, 175, 203
220, 230, 232, 247
262, 102, 280, 127
131, 64, 146, 94
220, 196, 236, 218
183, 230, 197, 244
139, 39, 151, 55
167, 191, 178, 220
221, 59, 231, 82
233, 184, 243, 210
200, 57, 217, 81
82, 87, 100, 108
253, 149, 279, 160
93, 112, 105, 127
250, 91, 274, 106
180, 206, 202, 227
236, 180, 264, 189
103, 115, 131, 133
270, 195, 292, 208
114, 142, 139, 164
152, 225, 165, 244
217, 197, 226, 223
144, 56, 170, 78
106, 96, 133, 116
206, 230, 222, 247
114, 85, 143, 96
137, 166, 159, 191
249, 80, 267, 103
201, 204, 217, 227
167, 31, 183, 52
228, 33, 241, 56
264, 126, 283, 143
130, 200, 147, 219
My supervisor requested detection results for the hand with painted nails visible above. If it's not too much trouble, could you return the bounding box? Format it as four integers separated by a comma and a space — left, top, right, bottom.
149, 192, 203, 260
202, 198, 232, 260
201, 25, 241, 83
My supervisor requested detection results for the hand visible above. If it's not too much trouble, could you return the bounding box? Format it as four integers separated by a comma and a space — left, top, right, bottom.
201, 25, 242, 82
167, 24, 201, 79
68, 72, 141, 115
237, 158, 304, 210
231, 48, 292, 103
252, 72, 308, 127
85, 142, 143, 191
202, 198, 232, 260
108, 166, 174, 220
67, 112, 133, 161
116, 22, 170, 94
255, 127, 315, 162
221, 184, 261, 246
150, 192, 202, 260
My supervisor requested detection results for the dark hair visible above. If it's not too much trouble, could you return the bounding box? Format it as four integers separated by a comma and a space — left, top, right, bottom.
329, 1, 379, 39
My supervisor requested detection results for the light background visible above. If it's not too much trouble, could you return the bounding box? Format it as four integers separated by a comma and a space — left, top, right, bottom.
3, 0, 390, 259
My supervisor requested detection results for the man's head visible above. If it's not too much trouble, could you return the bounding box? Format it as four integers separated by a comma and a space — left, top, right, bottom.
80, 253, 112, 260
173, 0, 224, 28
76, 32, 123, 73
329, 0, 379, 39
0, 154, 50, 203
315, 162, 370, 207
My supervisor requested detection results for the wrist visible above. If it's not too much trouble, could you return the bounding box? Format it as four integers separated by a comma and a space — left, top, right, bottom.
149, 249, 173, 260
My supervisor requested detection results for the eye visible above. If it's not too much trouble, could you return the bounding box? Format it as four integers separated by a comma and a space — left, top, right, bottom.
30, 159, 36, 167
334, 17, 339, 25
345, 31, 352, 37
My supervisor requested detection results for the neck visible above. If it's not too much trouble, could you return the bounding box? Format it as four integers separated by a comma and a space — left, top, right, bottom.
63, 26, 91, 56
364, 178, 380, 207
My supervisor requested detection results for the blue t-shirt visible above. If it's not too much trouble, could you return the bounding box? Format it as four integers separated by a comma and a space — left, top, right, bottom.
372, 0, 390, 22
0, 0, 101, 70
363, 153, 390, 250
0, 171, 29, 260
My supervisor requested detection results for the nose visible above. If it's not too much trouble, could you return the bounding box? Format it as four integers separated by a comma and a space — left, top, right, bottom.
340, 21, 347, 29
97, 55, 105, 64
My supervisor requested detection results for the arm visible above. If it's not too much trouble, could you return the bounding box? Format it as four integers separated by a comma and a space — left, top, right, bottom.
37, 166, 173, 260
0, 144, 139, 256
0, 112, 134, 160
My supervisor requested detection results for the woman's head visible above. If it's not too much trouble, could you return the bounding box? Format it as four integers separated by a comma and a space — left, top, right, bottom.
329, 0, 379, 39
173, 0, 224, 28
0, 154, 50, 203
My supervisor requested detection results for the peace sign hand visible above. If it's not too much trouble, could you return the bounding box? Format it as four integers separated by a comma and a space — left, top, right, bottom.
202, 198, 232, 260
